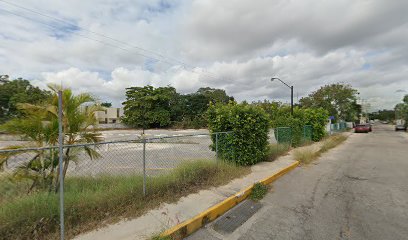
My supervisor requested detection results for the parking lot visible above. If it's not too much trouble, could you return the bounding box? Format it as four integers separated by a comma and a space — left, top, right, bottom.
1, 128, 277, 177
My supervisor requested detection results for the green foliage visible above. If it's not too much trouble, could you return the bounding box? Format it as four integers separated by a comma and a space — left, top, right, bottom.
299, 83, 359, 122
122, 86, 176, 129
101, 102, 112, 107
395, 95, 408, 127
122, 86, 233, 129
0, 85, 102, 192
302, 108, 329, 141
0, 78, 51, 123
207, 103, 270, 165
196, 87, 233, 104
249, 183, 268, 201
275, 127, 292, 145
269, 106, 328, 145
368, 109, 395, 121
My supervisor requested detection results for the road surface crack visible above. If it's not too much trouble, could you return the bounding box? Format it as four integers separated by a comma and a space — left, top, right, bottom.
344, 174, 368, 181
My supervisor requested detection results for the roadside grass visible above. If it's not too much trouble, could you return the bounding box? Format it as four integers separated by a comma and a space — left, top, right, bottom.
319, 134, 348, 153
249, 183, 269, 201
294, 134, 348, 164
0, 160, 249, 240
266, 143, 291, 161
294, 146, 319, 164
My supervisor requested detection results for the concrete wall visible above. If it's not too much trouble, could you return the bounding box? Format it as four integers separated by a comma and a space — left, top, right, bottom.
95, 107, 124, 124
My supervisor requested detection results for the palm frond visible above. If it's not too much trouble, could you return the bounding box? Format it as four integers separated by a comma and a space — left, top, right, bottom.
83, 145, 101, 160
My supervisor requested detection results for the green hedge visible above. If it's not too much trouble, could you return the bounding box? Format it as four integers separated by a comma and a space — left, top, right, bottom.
207, 103, 270, 165
270, 107, 329, 146
302, 108, 329, 141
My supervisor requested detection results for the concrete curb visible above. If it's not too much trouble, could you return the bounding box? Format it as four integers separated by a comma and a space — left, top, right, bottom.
161, 161, 300, 239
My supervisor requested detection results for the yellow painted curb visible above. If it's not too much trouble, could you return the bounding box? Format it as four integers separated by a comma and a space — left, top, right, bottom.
161, 161, 300, 240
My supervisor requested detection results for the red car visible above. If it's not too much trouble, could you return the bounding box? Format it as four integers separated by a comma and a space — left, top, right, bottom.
355, 124, 370, 133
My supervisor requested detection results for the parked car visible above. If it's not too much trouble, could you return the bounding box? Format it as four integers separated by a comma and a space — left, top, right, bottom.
395, 124, 407, 131
355, 124, 370, 133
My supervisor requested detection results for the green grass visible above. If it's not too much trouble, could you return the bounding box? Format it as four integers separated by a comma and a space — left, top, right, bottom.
0, 160, 249, 240
249, 183, 268, 201
266, 143, 291, 161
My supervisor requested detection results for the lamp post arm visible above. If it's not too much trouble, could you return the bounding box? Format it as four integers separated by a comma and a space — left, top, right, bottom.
271, 77, 291, 89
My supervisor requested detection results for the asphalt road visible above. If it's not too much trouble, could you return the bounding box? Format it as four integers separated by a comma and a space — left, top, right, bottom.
188, 124, 408, 240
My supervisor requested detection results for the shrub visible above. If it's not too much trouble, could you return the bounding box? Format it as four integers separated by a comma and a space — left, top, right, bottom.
207, 102, 270, 165
270, 107, 329, 146
303, 108, 329, 141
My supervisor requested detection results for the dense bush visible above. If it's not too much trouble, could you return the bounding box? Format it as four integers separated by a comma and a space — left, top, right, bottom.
303, 108, 329, 141
269, 106, 329, 146
207, 102, 270, 165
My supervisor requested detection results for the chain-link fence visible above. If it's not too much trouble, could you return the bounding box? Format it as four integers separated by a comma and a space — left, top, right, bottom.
275, 127, 292, 145
303, 125, 313, 143
0, 131, 233, 239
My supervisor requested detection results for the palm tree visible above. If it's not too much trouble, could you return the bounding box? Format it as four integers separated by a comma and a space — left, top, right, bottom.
0, 85, 103, 192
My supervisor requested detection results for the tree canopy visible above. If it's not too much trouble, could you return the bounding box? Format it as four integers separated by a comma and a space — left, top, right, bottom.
299, 83, 360, 122
101, 102, 112, 108
395, 94, 408, 126
0, 78, 51, 123
122, 86, 177, 131
122, 85, 234, 129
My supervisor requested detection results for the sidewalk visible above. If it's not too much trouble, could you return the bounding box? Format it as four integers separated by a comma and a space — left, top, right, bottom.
74, 152, 299, 240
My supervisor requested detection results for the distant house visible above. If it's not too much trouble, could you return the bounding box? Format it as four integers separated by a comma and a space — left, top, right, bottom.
95, 107, 124, 124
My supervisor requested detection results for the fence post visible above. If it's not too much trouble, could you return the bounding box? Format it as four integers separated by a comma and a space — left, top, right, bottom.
215, 133, 219, 161
57, 90, 65, 240
142, 138, 146, 197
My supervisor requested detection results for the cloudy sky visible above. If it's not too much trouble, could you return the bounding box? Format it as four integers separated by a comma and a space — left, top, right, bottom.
1, 0, 408, 110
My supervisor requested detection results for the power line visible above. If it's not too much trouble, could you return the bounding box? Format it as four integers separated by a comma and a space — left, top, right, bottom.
0, 0, 223, 80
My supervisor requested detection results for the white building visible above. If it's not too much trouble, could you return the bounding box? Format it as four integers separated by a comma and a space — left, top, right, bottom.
95, 107, 124, 124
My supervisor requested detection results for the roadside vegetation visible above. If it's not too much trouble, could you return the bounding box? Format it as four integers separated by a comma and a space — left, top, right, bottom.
394, 94, 408, 128
249, 182, 269, 201
0, 160, 249, 239
294, 134, 348, 164
266, 143, 291, 161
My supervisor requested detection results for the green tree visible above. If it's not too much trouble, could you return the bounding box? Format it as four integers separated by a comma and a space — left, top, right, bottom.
0, 78, 51, 123
0, 85, 102, 192
299, 83, 359, 122
369, 109, 395, 121
122, 85, 177, 133
395, 94, 408, 127
101, 102, 112, 108
197, 87, 233, 104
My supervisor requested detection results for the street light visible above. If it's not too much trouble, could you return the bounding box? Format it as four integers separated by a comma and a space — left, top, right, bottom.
271, 77, 294, 115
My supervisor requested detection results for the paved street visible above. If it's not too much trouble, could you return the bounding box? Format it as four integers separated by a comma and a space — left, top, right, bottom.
188, 124, 408, 240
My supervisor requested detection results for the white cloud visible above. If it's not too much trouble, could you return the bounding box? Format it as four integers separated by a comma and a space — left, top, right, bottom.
1, 0, 408, 110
